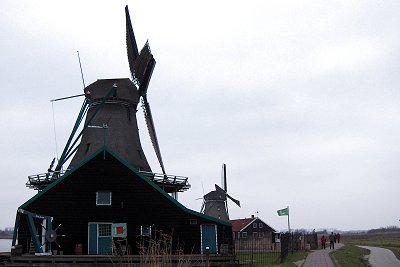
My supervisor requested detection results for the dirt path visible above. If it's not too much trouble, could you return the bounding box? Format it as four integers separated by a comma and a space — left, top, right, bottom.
358, 245, 400, 267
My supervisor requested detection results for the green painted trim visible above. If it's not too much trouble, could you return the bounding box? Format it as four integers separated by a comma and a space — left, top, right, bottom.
19, 146, 106, 210
104, 147, 231, 227
19, 146, 231, 227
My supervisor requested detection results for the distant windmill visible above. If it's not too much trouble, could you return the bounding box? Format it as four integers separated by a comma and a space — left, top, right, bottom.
201, 164, 240, 222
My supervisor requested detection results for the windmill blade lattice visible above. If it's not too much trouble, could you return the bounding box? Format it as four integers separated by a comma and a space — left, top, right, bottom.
125, 5, 166, 174
125, 6, 139, 80
142, 96, 166, 174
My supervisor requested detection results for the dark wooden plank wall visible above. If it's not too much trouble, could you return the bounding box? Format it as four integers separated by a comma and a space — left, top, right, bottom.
17, 151, 232, 255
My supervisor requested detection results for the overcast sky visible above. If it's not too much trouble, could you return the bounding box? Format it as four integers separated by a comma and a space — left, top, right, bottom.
1, 0, 400, 232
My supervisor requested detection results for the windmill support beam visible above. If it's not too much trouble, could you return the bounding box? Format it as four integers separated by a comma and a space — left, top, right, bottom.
56, 85, 117, 172
16, 209, 54, 254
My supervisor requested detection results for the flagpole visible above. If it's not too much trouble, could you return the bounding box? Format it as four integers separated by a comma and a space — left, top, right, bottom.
287, 206, 290, 234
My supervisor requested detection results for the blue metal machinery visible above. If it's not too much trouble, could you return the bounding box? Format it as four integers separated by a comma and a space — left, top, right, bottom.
12, 209, 59, 254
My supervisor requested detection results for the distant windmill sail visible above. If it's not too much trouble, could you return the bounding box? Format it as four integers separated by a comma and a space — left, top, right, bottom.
222, 163, 227, 191
215, 184, 240, 207
202, 164, 241, 222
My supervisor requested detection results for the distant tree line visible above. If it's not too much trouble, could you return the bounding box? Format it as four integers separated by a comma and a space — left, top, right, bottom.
0, 227, 13, 238
367, 226, 400, 234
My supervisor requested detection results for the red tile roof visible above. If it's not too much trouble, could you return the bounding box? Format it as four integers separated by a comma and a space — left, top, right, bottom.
230, 218, 254, 232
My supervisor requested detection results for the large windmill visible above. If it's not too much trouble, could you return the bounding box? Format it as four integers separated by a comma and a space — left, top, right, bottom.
16, 6, 234, 257
26, 6, 189, 195
201, 164, 241, 222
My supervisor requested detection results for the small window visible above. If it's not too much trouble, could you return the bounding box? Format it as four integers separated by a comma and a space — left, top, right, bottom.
253, 223, 257, 228
96, 191, 112, 206
259, 223, 263, 228
242, 232, 247, 238
98, 224, 111, 237
141, 225, 152, 236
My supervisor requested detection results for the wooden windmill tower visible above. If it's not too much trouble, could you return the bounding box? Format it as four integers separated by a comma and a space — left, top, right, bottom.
201, 164, 241, 222
26, 6, 189, 196
68, 6, 159, 173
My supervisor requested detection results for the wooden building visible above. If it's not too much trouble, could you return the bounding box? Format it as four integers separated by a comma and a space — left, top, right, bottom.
15, 147, 232, 255
231, 215, 276, 251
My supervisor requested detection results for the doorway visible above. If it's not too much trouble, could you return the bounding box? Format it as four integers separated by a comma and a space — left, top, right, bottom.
88, 222, 112, 255
200, 224, 218, 254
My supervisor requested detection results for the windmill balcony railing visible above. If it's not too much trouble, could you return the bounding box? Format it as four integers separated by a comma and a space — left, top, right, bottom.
139, 171, 190, 193
26, 170, 69, 190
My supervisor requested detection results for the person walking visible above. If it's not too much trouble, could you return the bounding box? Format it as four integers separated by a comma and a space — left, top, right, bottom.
336, 233, 341, 243
320, 235, 326, 249
329, 232, 335, 249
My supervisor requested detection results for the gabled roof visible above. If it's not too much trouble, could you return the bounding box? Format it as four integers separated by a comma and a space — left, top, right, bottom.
19, 146, 231, 227
230, 217, 276, 232
231, 218, 254, 232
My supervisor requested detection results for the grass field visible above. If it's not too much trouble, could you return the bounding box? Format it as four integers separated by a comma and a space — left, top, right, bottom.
281, 251, 308, 267
342, 232, 400, 259
332, 232, 400, 266
235, 251, 308, 267
332, 245, 369, 267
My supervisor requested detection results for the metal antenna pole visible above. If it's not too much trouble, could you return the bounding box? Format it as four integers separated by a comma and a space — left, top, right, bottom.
51, 101, 59, 160
77, 51, 86, 88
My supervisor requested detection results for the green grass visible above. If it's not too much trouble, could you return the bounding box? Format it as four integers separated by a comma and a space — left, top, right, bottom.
332, 232, 400, 266
332, 245, 369, 267
236, 251, 280, 266
235, 251, 308, 267
343, 232, 400, 260
280, 251, 308, 267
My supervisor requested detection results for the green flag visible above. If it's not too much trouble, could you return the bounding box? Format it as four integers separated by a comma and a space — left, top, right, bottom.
277, 207, 289, 216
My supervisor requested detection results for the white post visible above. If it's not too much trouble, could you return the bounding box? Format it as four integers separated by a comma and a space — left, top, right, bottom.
287, 206, 291, 233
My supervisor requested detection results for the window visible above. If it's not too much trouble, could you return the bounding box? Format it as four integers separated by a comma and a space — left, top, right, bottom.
253, 223, 257, 228
96, 191, 112, 205
242, 232, 247, 238
98, 224, 111, 237
259, 223, 263, 228
141, 225, 152, 236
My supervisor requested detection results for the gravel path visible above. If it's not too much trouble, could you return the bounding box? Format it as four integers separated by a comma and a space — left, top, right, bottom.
358, 245, 400, 267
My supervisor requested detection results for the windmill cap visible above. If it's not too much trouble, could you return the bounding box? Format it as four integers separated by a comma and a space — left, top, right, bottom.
84, 78, 140, 106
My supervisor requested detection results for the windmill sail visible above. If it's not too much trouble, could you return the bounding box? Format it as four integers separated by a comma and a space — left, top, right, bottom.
135, 42, 156, 95
142, 96, 166, 174
221, 163, 227, 191
125, 5, 139, 80
125, 6, 165, 174
202, 165, 241, 222
215, 184, 240, 207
